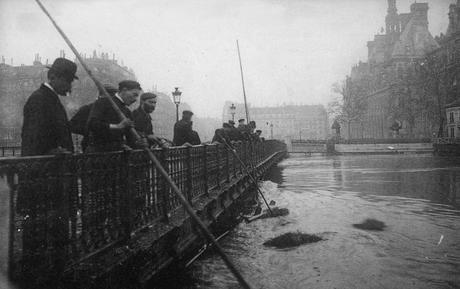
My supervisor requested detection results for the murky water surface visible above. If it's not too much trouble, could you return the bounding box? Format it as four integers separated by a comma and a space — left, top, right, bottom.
164, 154, 460, 289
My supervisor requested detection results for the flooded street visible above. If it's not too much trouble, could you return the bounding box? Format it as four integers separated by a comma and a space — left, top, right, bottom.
184, 154, 460, 289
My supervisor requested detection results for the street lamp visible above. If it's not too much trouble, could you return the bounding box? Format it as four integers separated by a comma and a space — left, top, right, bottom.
230, 103, 236, 122
172, 87, 182, 122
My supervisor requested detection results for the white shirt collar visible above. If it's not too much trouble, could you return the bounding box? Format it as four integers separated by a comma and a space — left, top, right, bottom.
115, 93, 125, 105
43, 82, 60, 96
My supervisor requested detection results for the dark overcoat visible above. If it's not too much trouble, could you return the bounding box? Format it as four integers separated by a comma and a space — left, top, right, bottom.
87, 96, 135, 151
132, 106, 153, 138
21, 84, 73, 156
173, 119, 200, 146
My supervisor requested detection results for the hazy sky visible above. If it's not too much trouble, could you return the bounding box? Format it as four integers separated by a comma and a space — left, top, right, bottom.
0, 0, 452, 118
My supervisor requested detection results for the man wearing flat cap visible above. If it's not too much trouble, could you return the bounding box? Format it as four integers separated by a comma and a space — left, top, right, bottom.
70, 83, 118, 152
21, 57, 78, 156
87, 80, 142, 152
173, 110, 201, 146
133, 92, 169, 148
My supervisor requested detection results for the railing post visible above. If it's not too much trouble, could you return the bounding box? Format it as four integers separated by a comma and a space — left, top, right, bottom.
121, 149, 133, 237
226, 144, 230, 183
203, 145, 209, 196
216, 145, 221, 188
160, 148, 170, 222
54, 153, 71, 276
6, 172, 15, 279
186, 146, 193, 203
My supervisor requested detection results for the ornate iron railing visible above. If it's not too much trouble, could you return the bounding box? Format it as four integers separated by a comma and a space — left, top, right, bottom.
0, 140, 286, 282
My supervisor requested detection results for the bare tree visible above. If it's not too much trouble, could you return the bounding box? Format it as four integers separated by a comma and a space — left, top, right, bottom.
329, 78, 368, 139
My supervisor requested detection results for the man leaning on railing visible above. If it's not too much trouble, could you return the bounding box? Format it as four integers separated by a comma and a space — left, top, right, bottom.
19, 58, 79, 285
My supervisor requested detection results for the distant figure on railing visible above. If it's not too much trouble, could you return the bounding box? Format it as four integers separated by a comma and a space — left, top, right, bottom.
21, 58, 78, 156
237, 119, 251, 141
173, 110, 201, 146
70, 83, 118, 152
255, 130, 263, 142
212, 123, 231, 143
87, 80, 142, 152
133, 92, 171, 148
227, 120, 243, 141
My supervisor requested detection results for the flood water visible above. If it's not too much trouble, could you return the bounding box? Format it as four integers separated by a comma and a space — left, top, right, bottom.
162, 154, 460, 289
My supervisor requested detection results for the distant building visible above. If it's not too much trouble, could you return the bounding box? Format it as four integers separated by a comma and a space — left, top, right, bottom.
341, 1, 442, 139
0, 51, 135, 132
222, 102, 328, 140
0, 51, 218, 145
446, 99, 460, 138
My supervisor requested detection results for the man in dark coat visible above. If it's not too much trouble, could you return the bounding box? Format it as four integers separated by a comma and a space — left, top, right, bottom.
87, 80, 142, 152
21, 58, 78, 156
212, 123, 231, 143
173, 110, 201, 146
227, 120, 243, 141
69, 84, 118, 152
19, 58, 78, 284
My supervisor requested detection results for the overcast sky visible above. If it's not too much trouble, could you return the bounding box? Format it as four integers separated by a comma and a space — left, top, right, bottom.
0, 0, 452, 118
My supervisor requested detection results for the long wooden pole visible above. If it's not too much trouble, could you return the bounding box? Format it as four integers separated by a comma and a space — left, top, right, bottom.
236, 40, 250, 123
34, 1, 253, 288
219, 137, 273, 216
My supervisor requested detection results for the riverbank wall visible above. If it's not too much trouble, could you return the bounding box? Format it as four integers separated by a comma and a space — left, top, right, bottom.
287, 139, 433, 155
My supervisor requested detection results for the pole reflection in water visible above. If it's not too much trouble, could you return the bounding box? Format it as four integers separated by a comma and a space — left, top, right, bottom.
155, 154, 460, 289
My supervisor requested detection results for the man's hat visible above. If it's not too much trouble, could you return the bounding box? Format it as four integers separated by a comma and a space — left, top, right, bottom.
119, 80, 142, 91
141, 92, 157, 101
182, 110, 194, 116
228, 120, 235, 125
238, 118, 245, 122
47, 58, 78, 80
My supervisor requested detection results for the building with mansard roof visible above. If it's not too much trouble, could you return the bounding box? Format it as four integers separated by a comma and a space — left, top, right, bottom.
341, 0, 444, 139
222, 101, 328, 140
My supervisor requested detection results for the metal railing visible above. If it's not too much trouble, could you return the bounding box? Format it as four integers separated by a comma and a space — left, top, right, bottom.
0, 140, 286, 282
0, 146, 21, 157
432, 137, 460, 144
335, 138, 432, 144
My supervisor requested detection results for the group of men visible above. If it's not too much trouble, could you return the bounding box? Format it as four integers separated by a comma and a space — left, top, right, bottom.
212, 118, 263, 144
21, 58, 202, 156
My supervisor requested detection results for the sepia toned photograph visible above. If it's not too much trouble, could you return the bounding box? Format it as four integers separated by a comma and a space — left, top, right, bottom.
0, 0, 459, 288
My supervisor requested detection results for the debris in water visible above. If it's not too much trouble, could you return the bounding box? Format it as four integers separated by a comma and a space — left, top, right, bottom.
261, 207, 289, 219
353, 218, 386, 231
244, 207, 289, 222
263, 231, 323, 249
437, 235, 444, 246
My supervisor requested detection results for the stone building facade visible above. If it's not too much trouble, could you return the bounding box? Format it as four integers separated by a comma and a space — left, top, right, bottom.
0, 51, 135, 131
340, 1, 444, 139
222, 102, 328, 140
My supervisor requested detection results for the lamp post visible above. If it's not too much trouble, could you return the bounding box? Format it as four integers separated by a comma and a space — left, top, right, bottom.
230, 103, 236, 122
172, 87, 182, 122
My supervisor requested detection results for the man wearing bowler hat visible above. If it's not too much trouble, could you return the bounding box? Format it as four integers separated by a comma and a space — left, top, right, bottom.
19, 57, 78, 284
21, 57, 78, 156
